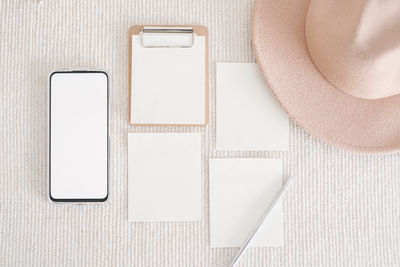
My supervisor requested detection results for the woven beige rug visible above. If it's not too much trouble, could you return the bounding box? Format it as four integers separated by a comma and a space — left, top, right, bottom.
1, 1, 399, 266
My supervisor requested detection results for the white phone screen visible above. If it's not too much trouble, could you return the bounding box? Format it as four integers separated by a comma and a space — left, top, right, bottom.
49, 71, 109, 202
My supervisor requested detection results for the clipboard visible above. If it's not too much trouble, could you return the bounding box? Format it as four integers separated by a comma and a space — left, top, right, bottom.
128, 25, 209, 126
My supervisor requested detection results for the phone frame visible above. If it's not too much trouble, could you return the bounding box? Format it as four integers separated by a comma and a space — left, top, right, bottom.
48, 70, 110, 203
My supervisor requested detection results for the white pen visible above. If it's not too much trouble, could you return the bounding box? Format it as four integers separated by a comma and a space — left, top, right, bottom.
229, 177, 294, 267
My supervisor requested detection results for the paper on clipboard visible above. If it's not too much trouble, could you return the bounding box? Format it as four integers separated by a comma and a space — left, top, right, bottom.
129, 26, 209, 126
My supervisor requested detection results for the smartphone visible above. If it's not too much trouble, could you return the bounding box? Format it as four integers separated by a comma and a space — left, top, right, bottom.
48, 70, 109, 202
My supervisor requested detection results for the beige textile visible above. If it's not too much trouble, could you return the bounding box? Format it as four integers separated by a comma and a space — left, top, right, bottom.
1, 0, 399, 266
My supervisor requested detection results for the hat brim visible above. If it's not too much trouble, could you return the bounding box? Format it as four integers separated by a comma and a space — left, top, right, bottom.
252, 0, 400, 153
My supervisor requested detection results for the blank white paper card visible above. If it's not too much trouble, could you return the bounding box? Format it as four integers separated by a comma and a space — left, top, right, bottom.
216, 63, 289, 150
209, 158, 284, 247
131, 35, 206, 125
128, 133, 202, 222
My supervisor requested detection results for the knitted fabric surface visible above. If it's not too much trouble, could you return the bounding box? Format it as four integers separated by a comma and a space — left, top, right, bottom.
1, 1, 399, 266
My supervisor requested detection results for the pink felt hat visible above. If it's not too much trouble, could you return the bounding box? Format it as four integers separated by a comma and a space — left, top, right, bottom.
252, 0, 400, 153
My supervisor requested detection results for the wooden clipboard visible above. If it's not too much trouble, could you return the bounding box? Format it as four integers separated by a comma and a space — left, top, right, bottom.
128, 25, 209, 126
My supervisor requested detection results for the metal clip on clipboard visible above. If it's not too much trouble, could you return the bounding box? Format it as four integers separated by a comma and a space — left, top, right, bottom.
141, 26, 195, 48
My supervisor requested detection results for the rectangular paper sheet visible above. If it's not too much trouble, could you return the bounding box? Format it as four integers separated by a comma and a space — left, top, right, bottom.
128, 133, 202, 222
131, 35, 206, 125
216, 63, 289, 150
209, 158, 284, 247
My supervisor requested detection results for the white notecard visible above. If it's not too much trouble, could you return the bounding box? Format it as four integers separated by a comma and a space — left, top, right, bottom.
128, 133, 202, 222
216, 63, 289, 150
209, 158, 284, 247
131, 35, 206, 125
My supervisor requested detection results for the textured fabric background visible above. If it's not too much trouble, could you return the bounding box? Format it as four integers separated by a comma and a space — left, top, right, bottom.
1, 1, 400, 266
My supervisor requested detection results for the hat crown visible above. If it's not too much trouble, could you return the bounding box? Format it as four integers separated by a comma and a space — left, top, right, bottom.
305, 0, 400, 99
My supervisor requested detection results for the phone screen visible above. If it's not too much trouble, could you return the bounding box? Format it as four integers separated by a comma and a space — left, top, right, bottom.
49, 71, 109, 202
